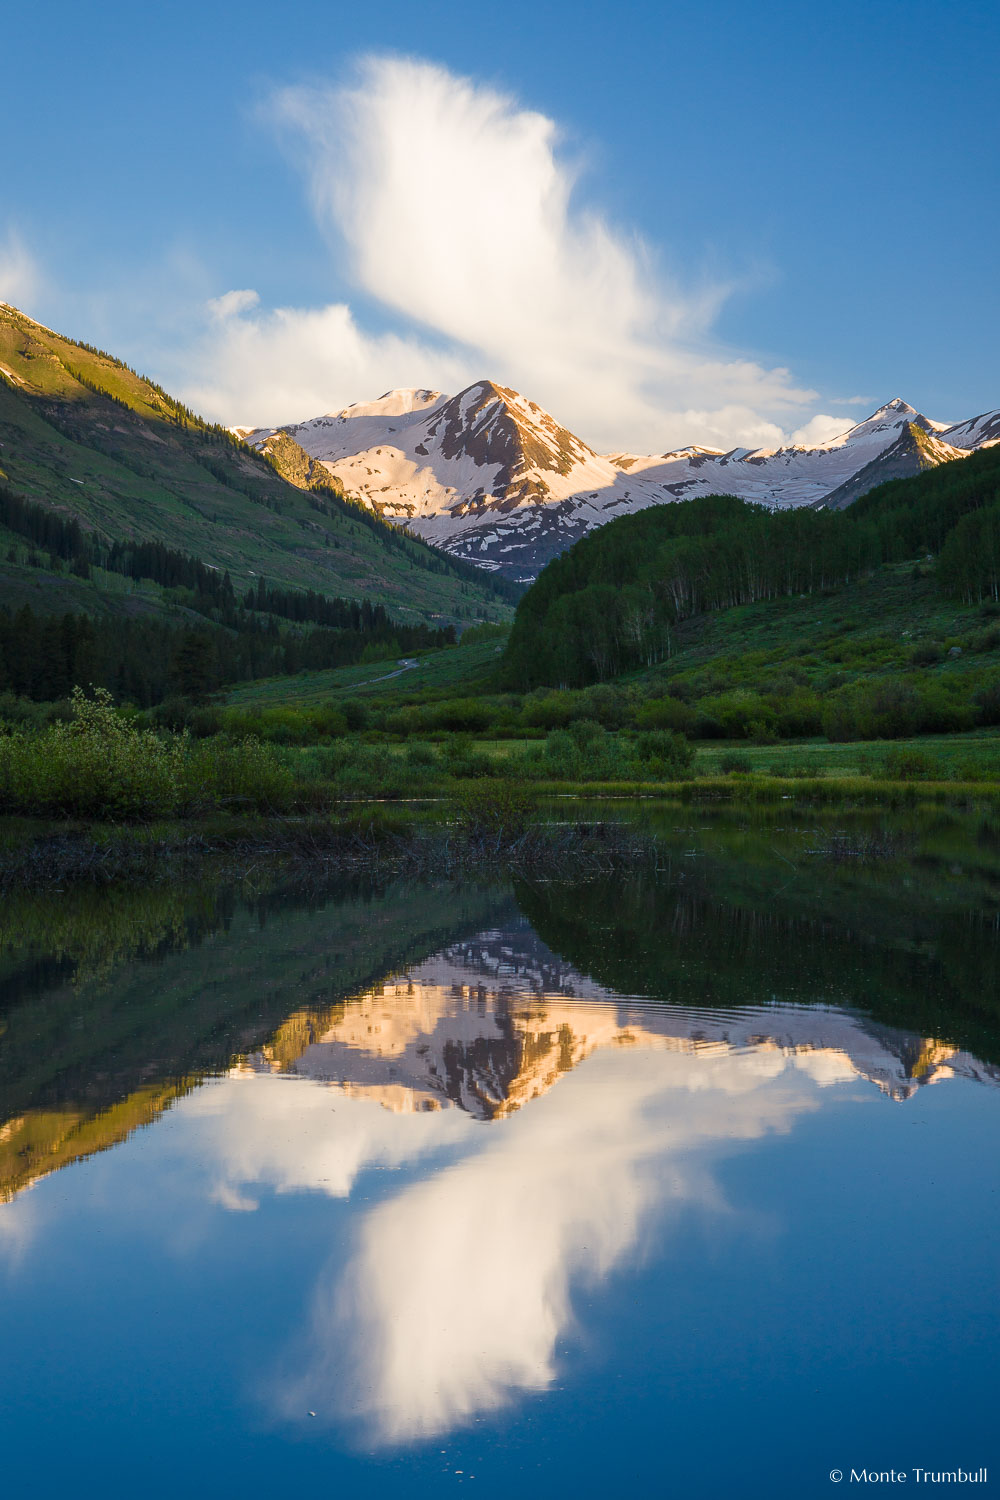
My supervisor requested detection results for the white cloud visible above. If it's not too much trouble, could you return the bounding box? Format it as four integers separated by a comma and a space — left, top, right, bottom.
788, 413, 855, 447
182, 297, 473, 430
0, 229, 43, 313
178, 56, 823, 450
207, 287, 260, 321
0, 1189, 43, 1267
183, 1069, 475, 1204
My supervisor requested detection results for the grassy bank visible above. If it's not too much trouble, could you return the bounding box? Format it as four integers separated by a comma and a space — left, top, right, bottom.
222, 631, 507, 709
2, 686, 1000, 847
535, 774, 1000, 808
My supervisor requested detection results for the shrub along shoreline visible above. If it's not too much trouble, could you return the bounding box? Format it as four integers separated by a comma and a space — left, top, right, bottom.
1, 693, 1000, 876
4, 773, 997, 895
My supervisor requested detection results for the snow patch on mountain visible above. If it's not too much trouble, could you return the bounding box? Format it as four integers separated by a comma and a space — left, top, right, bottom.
939, 408, 1000, 450
240, 387, 997, 580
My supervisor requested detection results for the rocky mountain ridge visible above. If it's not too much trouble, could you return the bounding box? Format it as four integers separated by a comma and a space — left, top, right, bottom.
240, 389, 1000, 579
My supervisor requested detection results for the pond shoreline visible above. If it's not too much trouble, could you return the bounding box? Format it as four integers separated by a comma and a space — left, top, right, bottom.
0, 812, 663, 890
4, 774, 998, 889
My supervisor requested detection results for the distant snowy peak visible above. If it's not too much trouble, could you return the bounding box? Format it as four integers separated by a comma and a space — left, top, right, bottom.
731, 400, 940, 462
939, 408, 1000, 450
613, 444, 726, 467
587, 399, 964, 515
661, 443, 728, 460
337, 388, 443, 420
820, 422, 968, 511
240, 388, 997, 580
845, 397, 921, 432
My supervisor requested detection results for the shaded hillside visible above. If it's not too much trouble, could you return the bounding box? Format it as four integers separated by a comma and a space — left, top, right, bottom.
0, 305, 513, 628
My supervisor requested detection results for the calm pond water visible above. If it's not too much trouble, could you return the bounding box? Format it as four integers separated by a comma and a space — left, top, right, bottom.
2, 810, 999, 1498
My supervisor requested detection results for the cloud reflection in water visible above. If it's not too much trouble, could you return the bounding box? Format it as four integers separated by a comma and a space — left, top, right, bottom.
177, 947, 989, 1448
267, 1043, 831, 1444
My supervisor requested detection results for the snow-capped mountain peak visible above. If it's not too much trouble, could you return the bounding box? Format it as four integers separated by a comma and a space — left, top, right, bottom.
835, 397, 938, 444
870, 396, 917, 419
240, 385, 997, 580
336, 388, 443, 421
243, 380, 632, 572
420, 380, 599, 482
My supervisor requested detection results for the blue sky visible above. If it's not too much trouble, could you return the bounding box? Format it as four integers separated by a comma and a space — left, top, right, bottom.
4, 0, 998, 450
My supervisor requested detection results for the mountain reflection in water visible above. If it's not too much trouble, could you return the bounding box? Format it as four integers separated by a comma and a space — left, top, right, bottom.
1, 822, 998, 1480
244, 922, 999, 1113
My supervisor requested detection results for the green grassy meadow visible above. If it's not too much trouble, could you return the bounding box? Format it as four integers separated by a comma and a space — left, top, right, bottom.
225, 562, 1000, 722
224, 635, 506, 707
640, 562, 996, 693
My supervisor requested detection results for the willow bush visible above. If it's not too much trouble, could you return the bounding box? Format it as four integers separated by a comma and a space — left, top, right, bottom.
0, 687, 295, 819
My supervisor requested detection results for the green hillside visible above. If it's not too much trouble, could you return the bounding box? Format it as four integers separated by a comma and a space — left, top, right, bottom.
502, 446, 1000, 697
223, 632, 506, 709
0, 303, 512, 629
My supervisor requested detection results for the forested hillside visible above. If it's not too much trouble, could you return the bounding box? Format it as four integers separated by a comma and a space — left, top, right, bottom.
0, 304, 515, 623
0, 305, 519, 704
502, 445, 1000, 690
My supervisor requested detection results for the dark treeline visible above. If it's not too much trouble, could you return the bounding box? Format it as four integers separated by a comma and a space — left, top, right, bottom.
0, 480, 236, 609
938, 504, 1000, 605
108, 540, 235, 609
0, 482, 92, 570
503, 446, 1000, 687
0, 602, 452, 707
517, 867, 1000, 1065
0, 482, 458, 703
0, 609, 225, 705
243, 578, 454, 651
